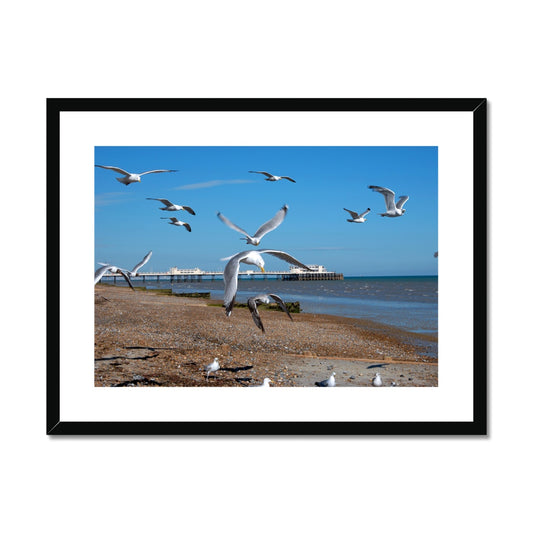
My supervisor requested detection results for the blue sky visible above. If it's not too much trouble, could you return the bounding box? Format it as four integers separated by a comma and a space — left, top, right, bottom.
95, 146, 437, 276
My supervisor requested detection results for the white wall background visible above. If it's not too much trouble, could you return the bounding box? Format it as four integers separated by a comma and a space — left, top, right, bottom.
0, 1, 527, 532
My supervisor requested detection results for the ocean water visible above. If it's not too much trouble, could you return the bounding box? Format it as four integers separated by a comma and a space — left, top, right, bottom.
115, 275, 438, 335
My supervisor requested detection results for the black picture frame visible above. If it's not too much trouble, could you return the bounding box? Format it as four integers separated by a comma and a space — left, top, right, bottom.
47, 98, 487, 436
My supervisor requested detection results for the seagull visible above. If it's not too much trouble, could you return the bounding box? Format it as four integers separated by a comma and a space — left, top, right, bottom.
95, 165, 178, 186
223, 250, 310, 316
254, 378, 271, 387
161, 217, 191, 232
368, 185, 409, 217
247, 293, 293, 333
344, 207, 371, 223
205, 357, 220, 381
249, 170, 296, 183
94, 264, 135, 290
372, 372, 383, 387
315, 372, 336, 387
217, 204, 288, 245
147, 198, 195, 215
125, 250, 153, 277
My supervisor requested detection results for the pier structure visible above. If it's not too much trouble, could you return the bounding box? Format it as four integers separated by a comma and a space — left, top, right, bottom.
101, 264, 343, 283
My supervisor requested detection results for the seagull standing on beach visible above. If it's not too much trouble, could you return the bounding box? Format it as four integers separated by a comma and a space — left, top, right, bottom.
205, 357, 220, 381
368, 185, 409, 217
125, 250, 153, 277
249, 171, 296, 183
372, 372, 383, 387
95, 165, 178, 186
315, 372, 336, 387
344, 207, 371, 223
247, 293, 293, 333
223, 250, 310, 316
147, 198, 196, 215
94, 264, 135, 290
217, 205, 288, 245
254, 378, 271, 387
161, 217, 191, 232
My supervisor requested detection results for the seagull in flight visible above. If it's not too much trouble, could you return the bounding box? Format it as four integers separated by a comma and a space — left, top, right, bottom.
249, 171, 296, 183
315, 372, 336, 387
125, 250, 153, 277
344, 207, 371, 223
94, 264, 135, 290
247, 293, 293, 333
147, 198, 195, 215
217, 204, 288, 245
372, 372, 383, 387
223, 250, 310, 316
95, 165, 178, 186
161, 217, 191, 232
205, 357, 220, 381
368, 185, 409, 217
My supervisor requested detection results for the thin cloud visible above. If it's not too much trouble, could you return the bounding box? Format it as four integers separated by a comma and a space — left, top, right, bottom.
174, 179, 254, 190
95, 192, 130, 207
294, 246, 359, 252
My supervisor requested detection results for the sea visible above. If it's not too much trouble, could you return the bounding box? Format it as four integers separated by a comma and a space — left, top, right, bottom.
116, 275, 438, 337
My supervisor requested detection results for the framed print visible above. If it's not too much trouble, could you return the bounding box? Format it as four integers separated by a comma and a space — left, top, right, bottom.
47, 98, 487, 435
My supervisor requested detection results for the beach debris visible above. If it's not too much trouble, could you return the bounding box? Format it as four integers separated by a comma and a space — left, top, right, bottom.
248, 170, 296, 183
372, 372, 383, 387
390, 381, 397, 387
315, 372, 336, 387
247, 293, 293, 333
368, 185, 409, 217
217, 204, 288, 246
147, 198, 195, 215
95, 164, 178, 186
161, 217, 191, 232
222, 249, 310, 316
205, 357, 220, 381
344, 207, 371, 223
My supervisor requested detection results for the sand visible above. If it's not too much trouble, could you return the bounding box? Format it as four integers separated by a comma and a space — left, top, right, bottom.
95, 284, 438, 387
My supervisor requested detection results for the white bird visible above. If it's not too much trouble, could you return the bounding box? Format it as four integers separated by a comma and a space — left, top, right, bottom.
161, 217, 191, 232
147, 198, 195, 215
125, 250, 153, 277
217, 204, 288, 245
249, 170, 296, 183
94, 264, 135, 290
368, 185, 409, 217
247, 293, 293, 333
315, 372, 336, 387
344, 207, 371, 223
223, 250, 310, 316
254, 378, 271, 387
95, 165, 178, 186
205, 357, 220, 381
372, 372, 383, 387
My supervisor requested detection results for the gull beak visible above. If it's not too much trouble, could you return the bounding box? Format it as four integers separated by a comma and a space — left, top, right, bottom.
260, 267, 265, 273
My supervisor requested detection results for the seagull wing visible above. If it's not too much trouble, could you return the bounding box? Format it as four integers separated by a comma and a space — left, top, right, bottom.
369, 185, 396, 211
268, 294, 293, 322
396, 195, 409, 209
183, 223, 192, 232
259, 250, 311, 270
249, 170, 274, 178
130, 250, 152, 275
281, 176, 296, 183
253, 205, 288, 240
217, 212, 252, 240
94, 265, 110, 284
138, 169, 178, 176
247, 297, 265, 333
118, 269, 135, 291
147, 198, 173, 207
182, 205, 196, 215
360, 208, 371, 217
95, 165, 131, 177
223, 251, 249, 315
343, 208, 359, 218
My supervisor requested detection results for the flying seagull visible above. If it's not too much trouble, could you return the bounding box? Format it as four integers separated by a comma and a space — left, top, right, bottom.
95, 165, 178, 186
368, 185, 409, 217
205, 357, 220, 381
147, 198, 195, 215
249, 171, 296, 183
344, 207, 371, 223
372, 372, 383, 387
161, 217, 191, 232
217, 204, 288, 245
247, 293, 293, 333
315, 372, 336, 387
223, 250, 310, 316
125, 250, 153, 277
94, 264, 135, 290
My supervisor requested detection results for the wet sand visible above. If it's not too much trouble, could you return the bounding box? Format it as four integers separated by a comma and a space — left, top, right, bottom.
95, 285, 438, 387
